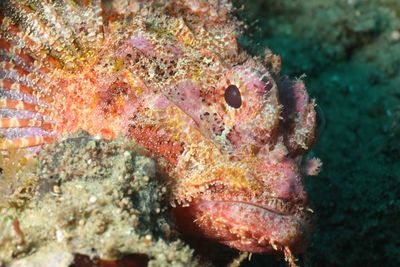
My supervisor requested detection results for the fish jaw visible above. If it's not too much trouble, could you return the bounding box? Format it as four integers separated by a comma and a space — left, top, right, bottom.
173, 197, 311, 253
170, 139, 312, 254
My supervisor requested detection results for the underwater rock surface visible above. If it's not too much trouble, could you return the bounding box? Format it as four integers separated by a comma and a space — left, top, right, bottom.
0, 131, 204, 267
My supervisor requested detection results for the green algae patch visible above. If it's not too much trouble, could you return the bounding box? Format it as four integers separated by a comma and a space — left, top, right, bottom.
0, 131, 206, 267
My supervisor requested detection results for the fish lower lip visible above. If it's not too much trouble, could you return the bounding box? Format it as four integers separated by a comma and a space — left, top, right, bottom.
214, 199, 300, 216
173, 199, 311, 253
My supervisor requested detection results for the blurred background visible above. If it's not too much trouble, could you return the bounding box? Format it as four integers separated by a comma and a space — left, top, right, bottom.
233, 1, 400, 266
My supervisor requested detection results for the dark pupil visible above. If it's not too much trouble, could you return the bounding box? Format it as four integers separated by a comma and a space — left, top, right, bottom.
224, 85, 242, 109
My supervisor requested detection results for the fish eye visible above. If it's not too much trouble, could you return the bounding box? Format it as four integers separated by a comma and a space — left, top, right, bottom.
224, 84, 242, 109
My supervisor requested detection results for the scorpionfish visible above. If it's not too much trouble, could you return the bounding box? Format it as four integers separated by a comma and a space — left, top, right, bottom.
0, 0, 321, 262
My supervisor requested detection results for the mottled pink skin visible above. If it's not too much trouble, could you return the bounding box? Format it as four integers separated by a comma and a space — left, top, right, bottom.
75, 16, 316, 259
260, 159, 307, 203
281, 79, 309, 114
93, 35, 315, 256
153, 95, 170, 109
175, 154, 310, 253
175, 200, 308, 253
130, 34, 156, 56
109, 35, 317, 255
165, 44, 183, 58
279, 78, 317, 154
171, 80, 203, 122
172, 68, 316, 254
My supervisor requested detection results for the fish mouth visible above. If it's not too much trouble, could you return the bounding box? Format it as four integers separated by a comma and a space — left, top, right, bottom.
222, 197, 308, 216
173, 197, 312, 254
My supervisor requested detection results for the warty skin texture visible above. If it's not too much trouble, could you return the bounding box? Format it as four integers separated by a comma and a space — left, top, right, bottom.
0, 0, 321, 263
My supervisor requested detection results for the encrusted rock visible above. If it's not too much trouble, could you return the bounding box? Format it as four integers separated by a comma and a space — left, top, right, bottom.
0, 131, 206, 266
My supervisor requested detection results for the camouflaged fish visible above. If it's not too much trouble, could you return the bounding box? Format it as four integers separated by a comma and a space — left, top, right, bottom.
0, 0, 321, 264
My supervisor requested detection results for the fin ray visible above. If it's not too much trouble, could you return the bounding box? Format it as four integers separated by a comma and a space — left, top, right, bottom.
0, 135, 56, 149
0, 117, 54, 131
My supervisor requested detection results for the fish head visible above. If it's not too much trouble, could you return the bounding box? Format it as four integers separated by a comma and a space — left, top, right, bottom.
167, 61, 319, 254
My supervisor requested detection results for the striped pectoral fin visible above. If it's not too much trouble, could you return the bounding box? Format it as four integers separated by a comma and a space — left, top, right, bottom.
0, 37, 54, 77
0, 31, 62, 72
0, 97, 59, 150
1, 78, 35, 96
0, 38, 34, 70
0, 135, 56, 150
0, 118, 54, 131
0, 115, 57, 149
1, 1, 79, 65
0, 98, 57, 121
0, 78, 55, 105
0, 12, 79, 71
0, 98, 45, 114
